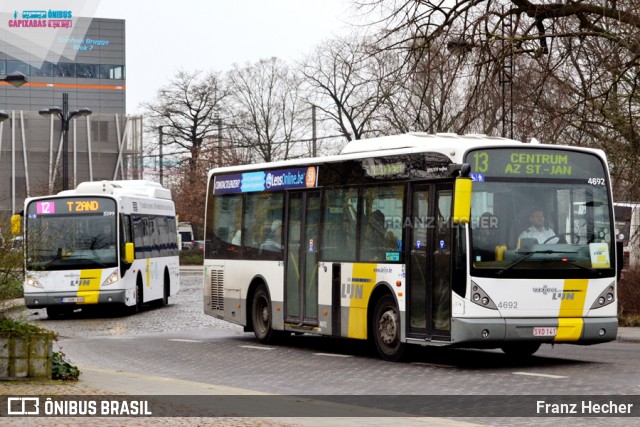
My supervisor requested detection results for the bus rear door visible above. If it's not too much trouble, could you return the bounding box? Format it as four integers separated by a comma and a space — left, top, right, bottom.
285, 191, 321, 327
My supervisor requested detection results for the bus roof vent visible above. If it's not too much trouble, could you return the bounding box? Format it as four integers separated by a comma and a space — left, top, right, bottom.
74, 180, 119, 195
70, 180, 172, 200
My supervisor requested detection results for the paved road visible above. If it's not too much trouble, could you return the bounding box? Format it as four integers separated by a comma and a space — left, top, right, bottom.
8, 271, 640, 425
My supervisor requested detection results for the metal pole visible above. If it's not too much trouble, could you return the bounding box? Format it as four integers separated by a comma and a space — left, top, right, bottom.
311, 104, 317, 157
217, 117, 222, 167
11, 111, 15, 213
62, 93, 69, 190
158, 126, 163, 186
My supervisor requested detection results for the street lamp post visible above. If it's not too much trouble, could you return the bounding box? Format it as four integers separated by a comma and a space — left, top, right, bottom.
39, 93, 92, 190
0, 71, 28, 88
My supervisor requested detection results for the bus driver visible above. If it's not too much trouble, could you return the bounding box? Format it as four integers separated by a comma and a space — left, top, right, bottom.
518, 208, 558, 244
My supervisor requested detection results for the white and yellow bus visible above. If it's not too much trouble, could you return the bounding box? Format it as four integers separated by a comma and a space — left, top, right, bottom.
202, 133, 619, 360
16, 180, 180, 317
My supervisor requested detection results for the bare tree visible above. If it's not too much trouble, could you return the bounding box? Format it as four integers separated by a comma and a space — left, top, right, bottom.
302, 36, 388, 141
359, 0, 640, 199
226, 58, 307, 162
142, 70, 229, 173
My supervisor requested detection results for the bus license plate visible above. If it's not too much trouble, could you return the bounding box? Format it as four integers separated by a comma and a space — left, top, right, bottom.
61, 297, 84, 303
533, 327, 556, 337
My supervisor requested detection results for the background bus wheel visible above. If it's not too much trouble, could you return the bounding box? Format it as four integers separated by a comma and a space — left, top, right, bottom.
252, 285, 276, 344
501, 342, 541, 357
158, 271, 170, 307
373, 294, 405, 361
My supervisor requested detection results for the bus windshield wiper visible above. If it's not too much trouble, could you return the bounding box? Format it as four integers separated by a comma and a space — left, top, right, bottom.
559, 260, 601, 276
496, 249, 578, 275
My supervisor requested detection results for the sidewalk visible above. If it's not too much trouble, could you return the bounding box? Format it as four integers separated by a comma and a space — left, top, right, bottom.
0, 366, 478, 426
617, 326, 640, 343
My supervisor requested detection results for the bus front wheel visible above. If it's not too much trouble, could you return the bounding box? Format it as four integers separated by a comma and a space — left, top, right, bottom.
252, 285, 276, 344
501, 342, 541, 357
372, 294, 406, 361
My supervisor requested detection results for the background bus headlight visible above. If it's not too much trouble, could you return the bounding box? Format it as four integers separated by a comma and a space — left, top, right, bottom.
102, 270, 119, 286
25, 275, 43, 288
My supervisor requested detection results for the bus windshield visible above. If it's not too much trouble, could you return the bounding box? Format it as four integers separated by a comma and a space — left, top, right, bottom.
25, 197, 118, 270
466, 148, 614, 278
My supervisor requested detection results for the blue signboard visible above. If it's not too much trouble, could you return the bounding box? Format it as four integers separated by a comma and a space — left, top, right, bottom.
214, 166, 318, 195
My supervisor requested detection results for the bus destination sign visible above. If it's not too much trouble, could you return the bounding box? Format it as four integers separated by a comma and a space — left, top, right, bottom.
466, 148, 606, 180
31, 197, 114, 216
214, 166, 318, 195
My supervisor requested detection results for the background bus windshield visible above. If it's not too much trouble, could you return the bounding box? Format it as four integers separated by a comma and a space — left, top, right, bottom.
465, 148, 614, 278
26, 197, 117, 270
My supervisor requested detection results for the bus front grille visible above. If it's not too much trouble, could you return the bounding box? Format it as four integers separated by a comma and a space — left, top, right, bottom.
210, 268, 224, 310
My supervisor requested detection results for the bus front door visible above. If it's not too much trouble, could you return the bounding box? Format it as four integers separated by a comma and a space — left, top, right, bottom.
285, 191, 321, 326
407, 184, 453, 340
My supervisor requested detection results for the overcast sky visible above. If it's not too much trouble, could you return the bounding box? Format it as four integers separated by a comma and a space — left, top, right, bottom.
94, 0, 355, 113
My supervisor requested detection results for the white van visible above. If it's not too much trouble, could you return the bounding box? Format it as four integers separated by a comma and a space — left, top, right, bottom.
178, 222, 194, 250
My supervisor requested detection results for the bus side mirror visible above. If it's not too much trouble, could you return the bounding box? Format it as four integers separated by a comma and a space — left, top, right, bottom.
10, 214, 21, 235
125, 242, 135, 264
453, 177, 472, 224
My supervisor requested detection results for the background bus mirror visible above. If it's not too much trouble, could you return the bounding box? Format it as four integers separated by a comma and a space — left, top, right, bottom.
10, 214, 21, 235
125, 242, 135, 264
616, 240, 624, 279
453, 177, 472, 224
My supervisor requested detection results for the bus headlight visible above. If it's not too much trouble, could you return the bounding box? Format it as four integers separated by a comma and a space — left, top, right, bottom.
102, 270, 119, 287
590, 282, 616, 309
25, 275, 43, 288
470, 281, 498, 310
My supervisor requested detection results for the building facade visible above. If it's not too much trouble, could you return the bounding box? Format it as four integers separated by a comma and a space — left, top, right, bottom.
0, 14, 142, 215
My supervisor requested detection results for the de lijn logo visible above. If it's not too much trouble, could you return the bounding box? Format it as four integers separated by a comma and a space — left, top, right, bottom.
8, 9, 73, 28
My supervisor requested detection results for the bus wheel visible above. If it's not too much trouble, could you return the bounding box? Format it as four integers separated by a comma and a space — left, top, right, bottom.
252, 285, 275, 344
158, 272, 170, 307
501, 342, 541, 357
373, 294, 405, 361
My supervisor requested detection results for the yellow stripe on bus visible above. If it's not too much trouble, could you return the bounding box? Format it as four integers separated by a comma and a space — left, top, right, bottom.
554, 278, 588, 342
76, 269, 101, 304
347, 263, 376, 340
146, 258, 151, 288
555, 318, 584, 342
558, 279, 588, 317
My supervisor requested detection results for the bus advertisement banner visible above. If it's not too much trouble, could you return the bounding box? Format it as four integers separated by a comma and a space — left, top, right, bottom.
213, 166, 318, 195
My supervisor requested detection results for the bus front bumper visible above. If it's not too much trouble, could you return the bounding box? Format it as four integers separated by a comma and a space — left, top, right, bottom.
451, 317, 618, 346
24, 290, 127, 308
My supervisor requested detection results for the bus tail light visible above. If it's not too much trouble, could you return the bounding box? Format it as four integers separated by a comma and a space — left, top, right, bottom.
102, 270, 119, 287
590, 282, 616, 309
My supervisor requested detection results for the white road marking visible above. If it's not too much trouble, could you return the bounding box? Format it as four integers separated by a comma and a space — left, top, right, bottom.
412, 362, 455, 368
168, 339, 202, 343
513, 371, 568, 379
313, 353, 353, 358
240, 345, 274, 350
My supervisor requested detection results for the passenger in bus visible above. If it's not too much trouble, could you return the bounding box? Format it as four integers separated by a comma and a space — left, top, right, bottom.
261, 220, 283, 252
363, 210, 396, 260
518, 208, 558, 244
474, 212, 500, 261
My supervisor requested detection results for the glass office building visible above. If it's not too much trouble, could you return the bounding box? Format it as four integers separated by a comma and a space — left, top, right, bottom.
0, 16, 142, 215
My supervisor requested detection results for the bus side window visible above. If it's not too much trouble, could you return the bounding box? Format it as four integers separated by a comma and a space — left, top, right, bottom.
358, 185, 404, 262
321, 187, 358, 261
